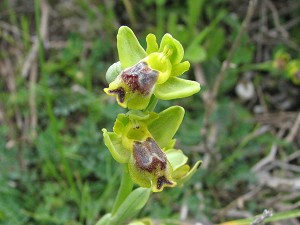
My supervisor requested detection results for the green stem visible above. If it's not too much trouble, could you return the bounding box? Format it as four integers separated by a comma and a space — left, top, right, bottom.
144, 95, 158, 112
111, 165, 134, 215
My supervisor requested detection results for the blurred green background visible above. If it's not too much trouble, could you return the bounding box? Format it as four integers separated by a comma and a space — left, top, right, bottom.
1, 0, 300, 224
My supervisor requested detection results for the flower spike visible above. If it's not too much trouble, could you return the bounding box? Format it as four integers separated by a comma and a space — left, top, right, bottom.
104, 26, 200, 110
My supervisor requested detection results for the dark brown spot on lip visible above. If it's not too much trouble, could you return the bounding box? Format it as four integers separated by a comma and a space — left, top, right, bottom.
121, 62, 158, 95
108, 87, 125, 103
133, 137, 167, 173
157, 176, 174, 190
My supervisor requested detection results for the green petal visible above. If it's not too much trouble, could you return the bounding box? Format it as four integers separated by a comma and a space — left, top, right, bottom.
159, 34, 184, 65
106, 61, 122, 83
102, 128, 130, 163
172, 164, 190, 180
145, 53, 172, 84
171, 61, 190, 77
117, 26, 147, 68
154, 77, 200, 100
177, 160, 202, 186
165, 149, 188, 171
146, 33, 158, 54
148, 106, 184, 148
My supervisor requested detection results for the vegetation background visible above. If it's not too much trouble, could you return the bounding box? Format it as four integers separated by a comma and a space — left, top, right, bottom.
0, 0, 300, 224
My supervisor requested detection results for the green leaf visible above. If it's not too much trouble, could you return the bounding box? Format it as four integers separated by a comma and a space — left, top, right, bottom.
232, 34, 254, 65
148, 106, 184, 148
111, 166, 134, 214
159, 34, 184, 65
204, 27, 225, 60
186, 10, 225, 49
117, 26, 147, 68
106, 61, 122, 83
110, 188, 151, 225
219, 209, 300, 225
95, 213, 112, 225
102, 129, 130, 163
187, 0, 205, 32
154, 77, 200, 100
185, 44, 207, 63
146, 33, 158, 54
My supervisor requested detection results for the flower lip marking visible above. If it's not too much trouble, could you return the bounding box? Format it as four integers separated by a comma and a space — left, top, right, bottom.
133, 137, 167, 173
108, 87, 126, 103
121, 61, 158, 95
157, 176, 174, 190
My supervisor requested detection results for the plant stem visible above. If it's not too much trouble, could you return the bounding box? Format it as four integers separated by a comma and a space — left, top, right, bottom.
145, 95, 158, 112
111, 165, 134, 215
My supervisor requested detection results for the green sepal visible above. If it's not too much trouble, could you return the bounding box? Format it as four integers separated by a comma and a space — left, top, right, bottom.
146, 33, 158, 54
154, 77, 200, 100
102, 128, 130, 163
176, 160, 202, 186
113, 114, 129, 135
106, 61, 122, 83
159, 34, 184, 65
171, 61, 190, 77
165, 149, 188, 171
164, 139, 176, 150
110, 188, 151, 225
117, 26, 147, 68
172, 164, 190, 180
148, 106, 184, 148
165, 149, 202, 186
